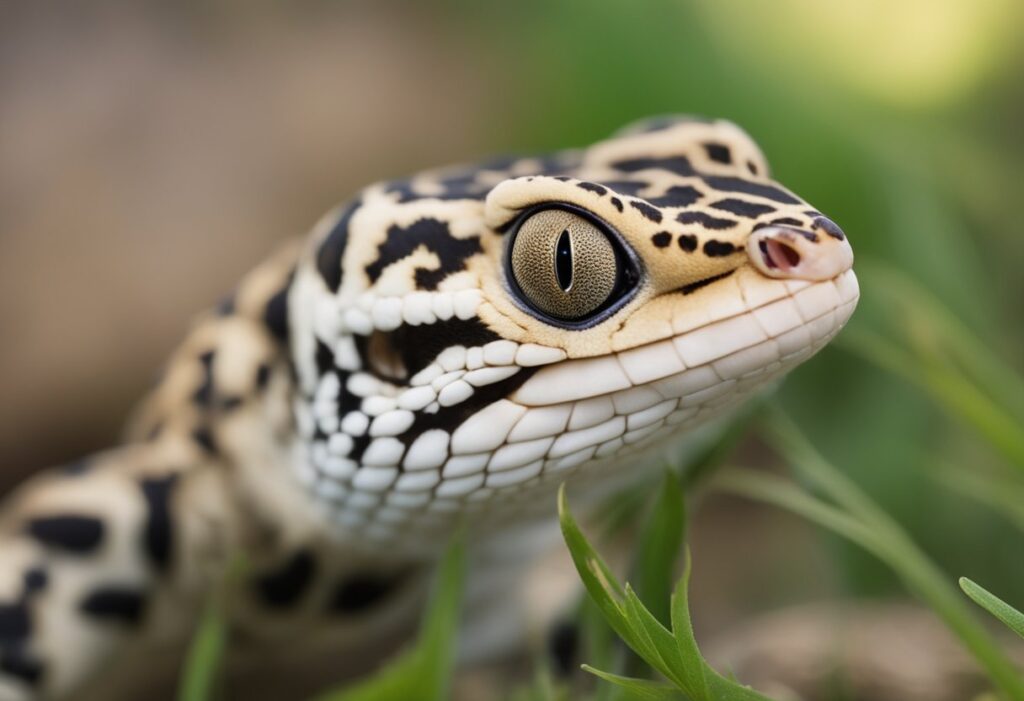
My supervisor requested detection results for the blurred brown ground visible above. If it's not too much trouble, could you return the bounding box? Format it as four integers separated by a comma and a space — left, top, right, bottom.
0, 1, 494, 488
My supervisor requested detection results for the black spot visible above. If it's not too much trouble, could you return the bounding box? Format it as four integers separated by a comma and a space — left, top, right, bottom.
536, 153, 576, 175
254, 550, 317, 608
599, 180, 648, 197
677, 234, 698, 252
80, 587, 146, 625
703, 142, 732, 164
347, 433, 372, 463
629, 200, 662, 223
380, 317, 500, 379
609, 197, 623, 212
0, 603, 30, 643
140, 474, 178, 573
812, 216, 845, 240
710, 198, 776, 218
331, 572, 406, 614
746, 160, 758, 175
651, 232, 672, 248
220, 396, 243, 411
611, 156, 695, 177
216, 294, 235, 316
700, 176, 801, 205
191, 426, 217, 455
145, 422, 164, 442
255, 363, 271, 390
263, 274, 292, 342
316, 199, 361, 293
647, 185, 702, 208
769, 217, 803, 227
365, 218, 483, 291
25, 515, 104, 553
679, 270, 734, 295
0, 648, 43, 687
23, 568, 47, 594
703, 240, 738, 257
192, 350, 216, 407
676, 211, 738, 230
314, 338, 335, 376
548, 621, 579, 677
576, 181, 607, 196
552, 176, 571, 182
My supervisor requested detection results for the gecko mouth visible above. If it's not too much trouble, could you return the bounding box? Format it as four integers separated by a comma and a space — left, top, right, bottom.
511, 268, 859, 410
677, 270, 736, 295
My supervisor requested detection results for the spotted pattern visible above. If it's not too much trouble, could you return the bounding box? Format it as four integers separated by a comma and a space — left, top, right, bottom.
0, 115, 858, 700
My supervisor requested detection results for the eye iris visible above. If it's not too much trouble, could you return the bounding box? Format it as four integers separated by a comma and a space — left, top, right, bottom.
508, 208, 628, 322
555, 229, 573, 291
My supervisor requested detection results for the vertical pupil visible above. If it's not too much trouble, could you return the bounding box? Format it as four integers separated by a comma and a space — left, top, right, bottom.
555, 229, 573, 292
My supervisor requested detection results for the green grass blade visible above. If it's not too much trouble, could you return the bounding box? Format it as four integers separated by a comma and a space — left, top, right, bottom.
581, 667, 690, 701
178, 600, 228, 701
668, 551, 709, 699
313, 533, 466, 701
177, 556, 249, 701
631, 471, 686, 627
960, 578, 1024, 639
558, 486, 632, 636
622, 584, 686, 686
417, 532, 467, 689
563, 481, 778, 701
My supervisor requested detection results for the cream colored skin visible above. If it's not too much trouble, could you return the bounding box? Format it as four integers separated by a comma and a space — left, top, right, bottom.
0, 117, 856, 700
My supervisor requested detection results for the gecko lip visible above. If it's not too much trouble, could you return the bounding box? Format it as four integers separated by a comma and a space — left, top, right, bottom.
748, 225, 854, 282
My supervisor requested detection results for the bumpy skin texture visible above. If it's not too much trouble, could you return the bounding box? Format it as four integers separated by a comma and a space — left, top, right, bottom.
0, 117, 857, 700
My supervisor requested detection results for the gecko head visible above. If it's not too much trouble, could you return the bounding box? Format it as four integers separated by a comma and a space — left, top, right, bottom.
294, 116, 857, 547
467, 115, 856, 413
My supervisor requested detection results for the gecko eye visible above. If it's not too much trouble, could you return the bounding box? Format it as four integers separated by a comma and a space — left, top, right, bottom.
507, 206, 638, 324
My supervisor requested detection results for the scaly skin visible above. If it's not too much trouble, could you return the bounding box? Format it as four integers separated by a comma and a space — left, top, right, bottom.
0, 116, 857, 700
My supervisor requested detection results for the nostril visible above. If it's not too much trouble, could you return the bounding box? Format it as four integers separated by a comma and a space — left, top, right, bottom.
761, 238, 801, 271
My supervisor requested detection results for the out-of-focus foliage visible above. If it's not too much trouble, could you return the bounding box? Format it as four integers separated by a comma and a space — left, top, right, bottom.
430, 0, 1024, 604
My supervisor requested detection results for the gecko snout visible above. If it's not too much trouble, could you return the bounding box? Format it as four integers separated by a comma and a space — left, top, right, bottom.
748, 225, 853, 281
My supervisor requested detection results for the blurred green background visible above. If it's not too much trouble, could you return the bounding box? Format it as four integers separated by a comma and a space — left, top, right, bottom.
1, 0, 1022, 697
